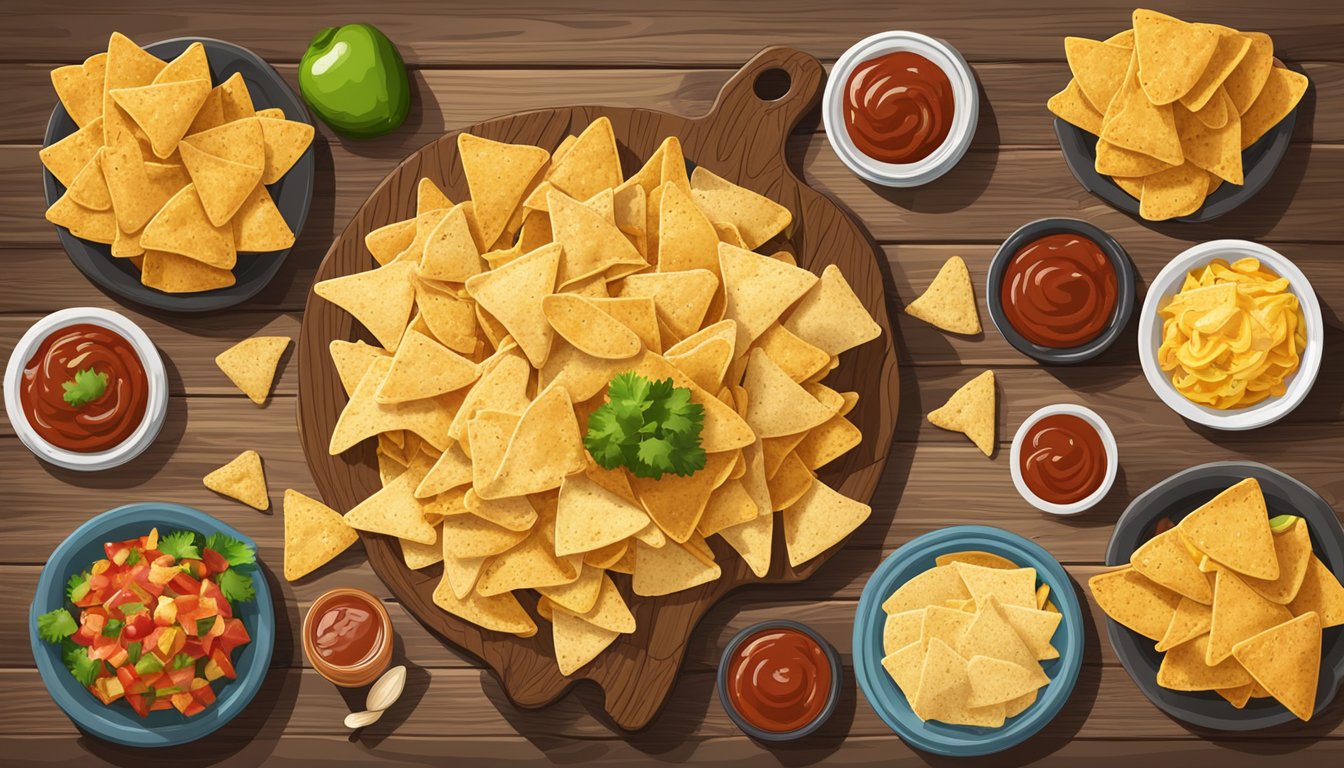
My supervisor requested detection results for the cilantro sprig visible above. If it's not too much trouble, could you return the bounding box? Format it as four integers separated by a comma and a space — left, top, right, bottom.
584, 373, 705, 480
61, 639, 104, 686
157, 530, 201, 561
62, 368, 107, 408
37, 608, 78, 643
205, 532, 256, 567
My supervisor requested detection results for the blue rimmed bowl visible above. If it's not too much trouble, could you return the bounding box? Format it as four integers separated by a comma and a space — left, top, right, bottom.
28, 503, 275, 747
853, 525, 1084, 756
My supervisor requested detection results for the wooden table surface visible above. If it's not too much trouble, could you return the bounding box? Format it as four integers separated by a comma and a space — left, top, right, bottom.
3, 1, 1342, 765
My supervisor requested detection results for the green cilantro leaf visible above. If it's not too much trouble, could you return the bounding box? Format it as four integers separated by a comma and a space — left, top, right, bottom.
584, 373, 705, 480
101, 618, 125, 638
170, 652, 196, 670
126, 641, 142, 665
124, 547, 141, 566
216, 567, 256, 604
61, 639, 104, 686
157, 530, 200, 561
66, 571, 90, 602
204, 532, 256, 567
61, 368, 108, 408
118, 601, 145, 617
37, 608, 78, 643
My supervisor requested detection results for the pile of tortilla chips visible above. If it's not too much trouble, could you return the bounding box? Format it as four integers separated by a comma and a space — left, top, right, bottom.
880, 551, 1062, 726
1158, 258, 1306, 410
311, 117, 882, 675
1048, 9, 1308, 221
1090, 478, 1344, 721
40, 32, 313, 293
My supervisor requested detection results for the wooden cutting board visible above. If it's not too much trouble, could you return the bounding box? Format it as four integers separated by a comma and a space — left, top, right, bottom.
296, 46, 899, 731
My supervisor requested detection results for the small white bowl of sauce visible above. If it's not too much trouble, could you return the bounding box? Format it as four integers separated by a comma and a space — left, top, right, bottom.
1010, 404, 1118, 516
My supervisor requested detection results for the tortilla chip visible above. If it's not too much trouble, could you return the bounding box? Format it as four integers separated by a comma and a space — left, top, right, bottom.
1216, 682, 1255, 709
448, 353, 531, 442
1178, 478, 1278, 580
552, 602, 619, 676
377, 328, 478, 404
232, 184, 294, 252
630, 450, 735, 543
743, 349, 835, 439
141, 249, 236, 293
257, 117, 313, 185
329, 340, 389, 397
178, 138, 264, 227
1094, 139, 1174, 177
282, 489, 358, 581
457, 132, 549, 247
1157, 633, 1252, 691
1174, 91, 1243, 185
1155, 597, 1213, 652
216, 72, 255, 121
718, 242, 818, 351
344, 470, 439, 545
1207, 568, 1292, 665
1001, 604, 1063, 660
927, 370, 995, 456
65, 147, 113, 211
431, 575, 536, 636
45, 192, 116, 244
554, 472, 649, 556
329, 357, 456, 454
110, 78, 211, 159
1065, 37, 1132, 112
188, 88, 225, 135
315, 261, 417, 352
154, 41, 208, 85
542, 293, 642, 360
51, 52, 107, 128
1223, 32, 1275, 114
689, 166, 791, 250
417, 205, 481, 283
955, 563, 1037, 609
1133, 9, 1222, 104
884, 564, 971, 614
482, 384, 587, 499
1089, 566, 1183, 641
545, 116, 622, 203
913, 638, 1006, 727
476, 528, 579, 596
464, 243, 561, 367
884, 610, 924, 656
202, 450, 269, 511
366, 218, 417, 266
1288, 556, 1344, 628
1102, 53, 1183, 166
1239, 517, 1313, 604
401, 525, 445, 570
180, 117, 265, 174
140, 184, 237, 269
1232, 611, 1321, 721
1180, 26, 1251, 112
904, 256, 980, 335
215, 335, 290, 405
632, 539, 720, 596
618, 270, 718, 339
1132, 527, 1214, 603
441, 511, 529, 559
967, 655, 1045, 709
782, 480, 871, 567
1239, 66, 1308, 149
655, 181, 720, 273
935, 551, 1018, 570
41, 117, 105, 188
547, 190, 645, 287
1191, 87, 1230, 130
102, 33, 166, 138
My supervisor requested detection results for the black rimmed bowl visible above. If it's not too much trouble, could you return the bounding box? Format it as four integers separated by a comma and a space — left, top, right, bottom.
717, 620, 842, 741
1053, 66, 1300, 225
41, 37, 315, 313
1103, 461, 1344, 731
986, 218, 1136, 365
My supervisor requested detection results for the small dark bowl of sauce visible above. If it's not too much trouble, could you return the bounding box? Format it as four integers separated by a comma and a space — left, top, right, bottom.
987, 218, 1136, 365
717, 620, 842, 741
303, 588, 394, 687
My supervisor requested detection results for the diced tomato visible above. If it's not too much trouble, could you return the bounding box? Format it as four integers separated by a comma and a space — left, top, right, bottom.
216, 618, 251, 655
174, 593, 201, 619
149, 696, 174, 711
103, 586, 142, 615
180, 559, 208, 579
130, 564, 165, 599
170, 691, 196, 715
169, 570, 201, 597
106, 646, 129, 669
201, 548, 230, 575
115, 665, 140, 690
190, 678, 216, 707
167, 666, 195, 690
125, 692, 151, 718
204, 615, 226, 640
70, 625, 97, 647
182, 638, 207, 659
199, 581, 231, 619
123, 612, 155, 641
153, 596, 178, 627
148, 555, 180, 587
205, 648, 236, 681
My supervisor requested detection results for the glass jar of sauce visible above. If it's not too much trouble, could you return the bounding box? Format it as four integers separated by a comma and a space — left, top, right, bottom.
302, 588, 394, 687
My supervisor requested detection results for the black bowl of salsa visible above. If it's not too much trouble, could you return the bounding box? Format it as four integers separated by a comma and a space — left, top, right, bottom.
717, 619, 842, 741
986, 218, 1136, 365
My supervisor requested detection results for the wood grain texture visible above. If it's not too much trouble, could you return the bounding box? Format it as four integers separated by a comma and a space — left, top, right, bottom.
295, 47, 898, 730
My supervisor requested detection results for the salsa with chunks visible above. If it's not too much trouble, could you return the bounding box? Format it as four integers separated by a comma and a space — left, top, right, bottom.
36, 527, 256, 718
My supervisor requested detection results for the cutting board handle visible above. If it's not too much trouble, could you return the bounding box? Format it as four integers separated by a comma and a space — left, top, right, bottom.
697, 46, 825, 162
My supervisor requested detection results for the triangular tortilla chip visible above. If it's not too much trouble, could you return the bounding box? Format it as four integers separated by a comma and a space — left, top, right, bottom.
632, 539, 720, 596
537, 564, 603, 615
464, 243, 561, 367
619, 269, 719, 339
552, 602, 620, 676
883, 610, 924, 656
927, 370, 995, 456
884, 564, 971, 614
482, 384, 587, 499
1001, 604, 1063, 660
742, 348, 835, 438
467, 410, 520, 492
1289, 556, 1344, 628
1178, 478, 1278, 580
188, 88, 225, 135
1223, 32, 1274, 115
1207, 568, 1292, 665
202, 450, 269, 511
1216, 682, 1255, 709
257, 117, 313, 185
153, 41, 209, 85
1157, 633, 1252, 691
415, 278, 479, 354
696, 479, 757, 538
1232, 612, 1321, 721
913, 638, 1006, 727
66, 147, 113, 211
1132, 9, 1222, 105
328, 340, 389, 397
1239, 66, 1308, 150
967, 655, 1044, 708
216, 72, 255, 121
955, 563, 1037, 609
376, 328, 478, 404
476, 528, 579, 596
416, 177, 453, 214
141, 250, 236, 293
545, 116, 622, 202
689, 166, 791, 250
555, 472, 650, 556
1174, 90, 1243, 185
101, 142, 168, 234
782, 479, 871, 567
110, 78, 211, 159
666, 336, 733, 393
102, 33, 165, 142
629, 449, 736, 543
1103, 50, 1184, 166
431, 574, 536, 636
141, 184, 237, 269
329, 357, 457, 454
904, 256, 980, 335
441, 513, 528, 559
457, 132, 549, 248
1132, 527, 1214, 603
719, 242, 818, 351
785, 263, 882, 356
656, 182, 720, 273
45, 192, 116, 244
400, 524, 445, 570
1155, 596, 1213, 652
547, 190, 645, 287
1238, 517, 1313, 604
1179, 25, 1250, 112
420, 205, 482, 283
542, 294, 642, 360
365, 218, 417, 266
232, 184, 294, 252
567, 573, 635, 633
40, 117, 104, 188
52, 52, 107, 128
178, 140, 263, 226
448, 353, 532, 442
1064, 37, 1131, 112
344, 470, 439, 545
1089, 566, 1182, 641
314, 261, 417, 351
283, 489, 358, 581
215, 335, 290, 405
415, 443, 474, 499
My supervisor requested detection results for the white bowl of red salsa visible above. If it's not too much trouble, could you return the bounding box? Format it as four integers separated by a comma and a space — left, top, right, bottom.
1010, 404, 1118, 516
4, 307, 167, 471
823, 31, 979, 187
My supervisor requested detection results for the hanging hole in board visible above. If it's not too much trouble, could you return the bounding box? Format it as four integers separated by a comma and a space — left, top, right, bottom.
753, 68, 791, 101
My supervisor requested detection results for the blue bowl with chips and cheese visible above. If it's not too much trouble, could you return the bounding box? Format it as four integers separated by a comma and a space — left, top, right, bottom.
853, 525, 1083, 756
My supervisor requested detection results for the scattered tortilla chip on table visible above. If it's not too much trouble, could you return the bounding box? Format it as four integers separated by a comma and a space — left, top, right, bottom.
283, 489, 358, 581
215, 335, 290, 405
203, 450, 269, 511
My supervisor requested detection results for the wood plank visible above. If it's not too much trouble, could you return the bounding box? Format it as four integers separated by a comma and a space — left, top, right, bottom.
5, 60, 1342, 146
3, 395, 1341, 565
8, 141, 1344, 251
6, 0, 1344, 65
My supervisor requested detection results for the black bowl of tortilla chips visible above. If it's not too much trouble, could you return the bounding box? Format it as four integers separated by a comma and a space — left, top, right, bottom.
1100, 461, 1344, 730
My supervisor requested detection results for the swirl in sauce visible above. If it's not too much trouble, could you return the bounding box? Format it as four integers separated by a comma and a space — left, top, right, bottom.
842, 51, 955, 164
